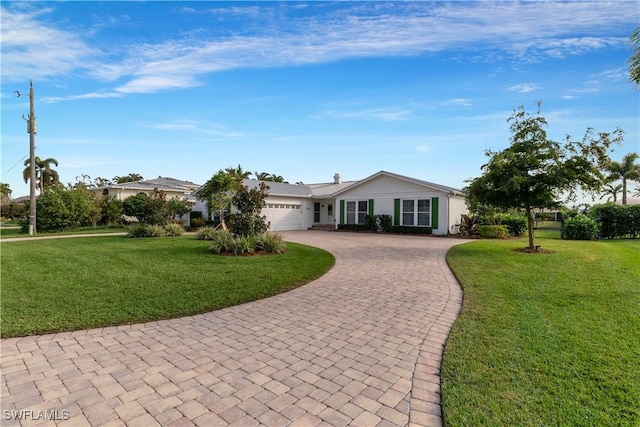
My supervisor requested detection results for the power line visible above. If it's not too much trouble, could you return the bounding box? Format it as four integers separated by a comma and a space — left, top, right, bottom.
2, 153, 29, 176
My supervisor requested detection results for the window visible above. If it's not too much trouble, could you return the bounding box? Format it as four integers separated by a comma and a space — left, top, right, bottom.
346, 200, 368, 224
402, 200, 414, 226
401, 198, 430, 226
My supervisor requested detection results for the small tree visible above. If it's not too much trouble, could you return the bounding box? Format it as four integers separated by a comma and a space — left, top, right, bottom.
122, 193, 149, 223
231, 182, 270, 236
143, 189, 171, 225
465, 103, 622, 250
168, 197, 192, 220
195, 169, 240, 225
99, 196, 123, 226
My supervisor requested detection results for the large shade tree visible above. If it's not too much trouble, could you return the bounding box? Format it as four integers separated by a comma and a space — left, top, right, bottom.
605, 152, 640, 205
465, 103, 623, 249
23, 156, 60, 193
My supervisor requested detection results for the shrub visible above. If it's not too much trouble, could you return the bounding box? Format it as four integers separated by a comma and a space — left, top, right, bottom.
127, 224, 150, 238
389, 226, 433, 235
190, 217, 206, 228
588, 204, 640, 239
377, 214, 393, 232
229, 235, 258, 255
502, 214, 527, 236
257, 233, 287, 254
146, 225, 166, 237
459, 214, 480, 237
99, 196, 122, 226
478, 225, 509, 238
164, 223, 184, 237
337, 224, 370, 232
195, 226, 218, 240
207, 230, 236, 253
562, 214, 599, 240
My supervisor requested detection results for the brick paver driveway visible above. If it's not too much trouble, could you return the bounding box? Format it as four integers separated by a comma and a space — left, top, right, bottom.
1, 231, 469, 427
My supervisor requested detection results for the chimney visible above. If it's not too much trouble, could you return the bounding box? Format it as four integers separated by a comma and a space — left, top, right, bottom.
334, 173, 342, 184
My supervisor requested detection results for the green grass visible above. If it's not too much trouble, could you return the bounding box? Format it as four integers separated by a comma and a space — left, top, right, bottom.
443, 231, 640, 426
0, 225, 127, 239
0, 236, 334, 337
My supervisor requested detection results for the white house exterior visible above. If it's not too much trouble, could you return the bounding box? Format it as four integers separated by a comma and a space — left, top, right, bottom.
193, 171, 467, 235
332, 171, 467, 235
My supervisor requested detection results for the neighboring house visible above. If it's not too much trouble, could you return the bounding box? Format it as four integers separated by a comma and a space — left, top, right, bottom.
90, 177, 200, 201
193, 171, 467, 235
90, 177, 200, 224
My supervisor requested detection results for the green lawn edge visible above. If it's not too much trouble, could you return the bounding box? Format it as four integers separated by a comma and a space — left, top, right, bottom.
1, 235, 335, 338
442, 232, 640, 426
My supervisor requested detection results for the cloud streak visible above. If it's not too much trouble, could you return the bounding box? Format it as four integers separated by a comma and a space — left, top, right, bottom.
2, 2, 635, 99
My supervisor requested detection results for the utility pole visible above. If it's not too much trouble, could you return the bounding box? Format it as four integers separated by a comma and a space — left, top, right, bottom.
25, 81, 38, 235
28, 81, 37, 235
15, 81, 37, 234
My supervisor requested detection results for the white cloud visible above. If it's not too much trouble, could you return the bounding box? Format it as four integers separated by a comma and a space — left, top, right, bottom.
442, 98, 472, 107
142, 120, 245, 138
508, 83, 539, 93
318, 108, 412, 121
42, 92, 123, 103
0, 7, 96, 82
2, 2, 635, 95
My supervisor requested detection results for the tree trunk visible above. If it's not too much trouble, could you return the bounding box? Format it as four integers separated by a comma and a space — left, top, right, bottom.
622, 179, 627, 205
526, 207, 535, 249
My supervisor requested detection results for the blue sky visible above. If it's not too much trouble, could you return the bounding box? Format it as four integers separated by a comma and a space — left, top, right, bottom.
1, 1, 638, 200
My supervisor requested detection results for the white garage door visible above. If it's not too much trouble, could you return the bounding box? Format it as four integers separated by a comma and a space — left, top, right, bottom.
263, 204, 304, 231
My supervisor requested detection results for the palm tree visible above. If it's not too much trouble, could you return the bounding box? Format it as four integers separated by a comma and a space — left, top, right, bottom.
0, 182, 12, 204
254, 172, 272, 181
599, 182, 622, 203
225, 164, 251, 180
629, 26, 640, 88
113, 173, 143, 184
605, 152, 640, 205
23, 156, 60, 193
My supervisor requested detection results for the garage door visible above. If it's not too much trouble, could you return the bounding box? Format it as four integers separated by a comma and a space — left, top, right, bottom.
263, 204, 304, 231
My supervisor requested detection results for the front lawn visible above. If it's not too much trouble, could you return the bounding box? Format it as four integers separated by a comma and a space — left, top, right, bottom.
0, 236, 334, 338
0, 225, 128, 239
443, 232, 639, 426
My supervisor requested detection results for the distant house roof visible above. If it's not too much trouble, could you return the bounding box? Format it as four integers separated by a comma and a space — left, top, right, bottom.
92, 177, 200, 194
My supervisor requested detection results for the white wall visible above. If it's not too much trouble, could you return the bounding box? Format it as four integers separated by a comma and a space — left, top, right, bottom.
336, 174, 452, 234
447, 196, 468, 235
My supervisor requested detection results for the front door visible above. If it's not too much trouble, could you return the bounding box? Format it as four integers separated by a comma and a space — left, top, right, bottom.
327, 203, 334, 224
314, 202, 321, 223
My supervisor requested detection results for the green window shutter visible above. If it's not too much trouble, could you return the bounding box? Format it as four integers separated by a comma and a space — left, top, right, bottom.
368, 199, 374, 216
394, 198, 400, 226
339, 200, 345, 225
431, 197, 439, 229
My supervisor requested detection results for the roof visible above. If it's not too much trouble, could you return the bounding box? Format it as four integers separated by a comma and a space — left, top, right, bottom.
330, 170, 464, 197
91, 177, 200, 194
308, 181, 359, 198
242, 180, 313, 197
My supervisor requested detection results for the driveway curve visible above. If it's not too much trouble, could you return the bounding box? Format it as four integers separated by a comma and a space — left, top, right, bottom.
1, 231, 469, 427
